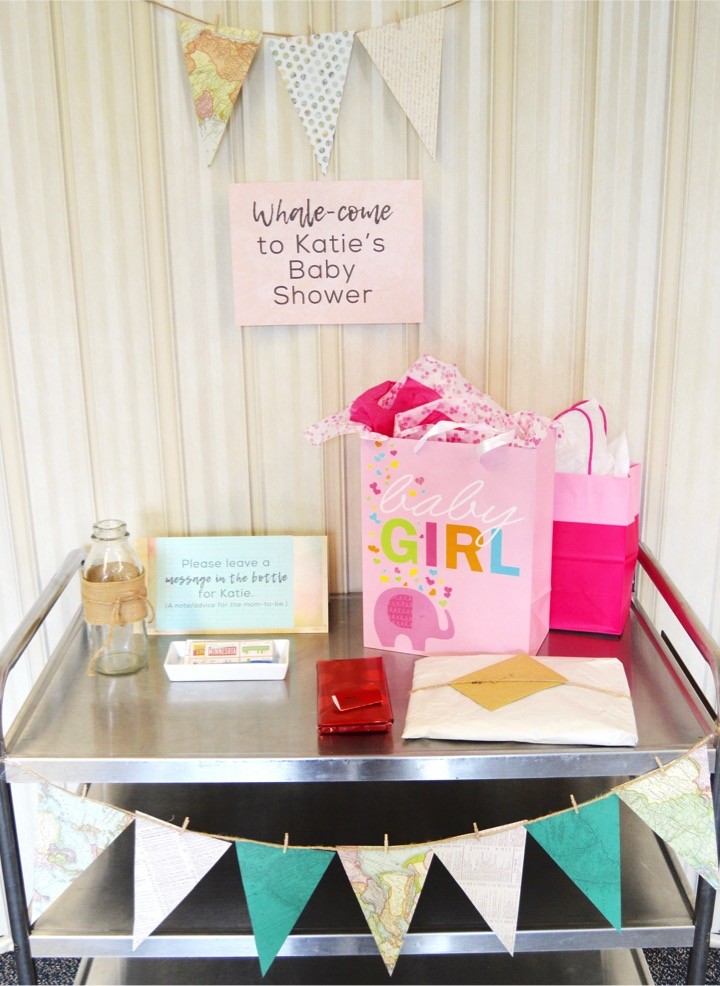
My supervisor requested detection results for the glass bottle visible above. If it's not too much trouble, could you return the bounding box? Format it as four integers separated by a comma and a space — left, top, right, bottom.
83, 519, 148, 675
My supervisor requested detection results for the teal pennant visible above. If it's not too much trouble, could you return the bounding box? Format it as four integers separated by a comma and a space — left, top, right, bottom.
526, 794, 622, 930
235, 842, 334, 975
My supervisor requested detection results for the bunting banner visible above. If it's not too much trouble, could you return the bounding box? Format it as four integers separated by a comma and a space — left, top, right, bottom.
132, 812, 232, 949
235, 841, 334, 974
168, 4, 456, 168
13, 735, 720, 975
430, 825, 527, 955
267, 31, 355, 175
177, 21, 262, 166
526, 794, 622, 930
337, 845, 434, 975
31, 782, 132, 922
618, 746, 720, 890
356, 10, 445, 159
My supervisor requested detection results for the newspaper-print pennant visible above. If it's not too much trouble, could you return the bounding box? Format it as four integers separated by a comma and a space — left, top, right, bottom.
132, 813, 231, 949
526, 795, 622, 930
235, 842, 334, 974
430, 825, 527, 954
618, 747, 720, 890
337, 845, 434, 975
267, 31, 354, 175
31, 782, 132, 922
357, 10, 444, 159
178, 21, 261, 166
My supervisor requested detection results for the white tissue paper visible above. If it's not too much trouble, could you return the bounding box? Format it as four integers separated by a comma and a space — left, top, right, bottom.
402, 654, 638, 746
554, 399, 630, 477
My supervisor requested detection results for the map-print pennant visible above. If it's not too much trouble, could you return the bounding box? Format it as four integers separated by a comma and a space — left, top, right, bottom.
235, 842, 335, 974
178, 21, 261, 166
267, 31, 354, 175
132, 813, 232, 949
337, 844, 434, 975
526, 794, 622, 930
357, 9, 444, 159
32, 782, 133, 922
618, 746, 720, 890
430, 825, 527, 954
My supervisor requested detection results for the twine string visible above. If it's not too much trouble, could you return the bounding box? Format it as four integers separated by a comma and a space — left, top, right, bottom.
81, 572, 154, 675
144, 0, 464, 37
410, 676, 632, 701
4, 731, 715, 853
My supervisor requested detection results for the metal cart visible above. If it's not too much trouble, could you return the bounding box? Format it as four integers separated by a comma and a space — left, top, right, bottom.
0, 544, 718, 984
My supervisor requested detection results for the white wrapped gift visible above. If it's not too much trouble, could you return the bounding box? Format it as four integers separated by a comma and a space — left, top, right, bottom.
402, 654, 638, 746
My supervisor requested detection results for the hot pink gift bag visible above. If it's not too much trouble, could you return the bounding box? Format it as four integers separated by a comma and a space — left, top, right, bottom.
550, 402, 641, 635
360, 432, 556, 656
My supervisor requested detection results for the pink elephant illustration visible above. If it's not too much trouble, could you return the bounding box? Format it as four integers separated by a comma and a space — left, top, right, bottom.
374, 588, 455, 651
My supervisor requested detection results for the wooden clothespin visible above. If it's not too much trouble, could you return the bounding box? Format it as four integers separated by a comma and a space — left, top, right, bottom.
80, 784, 88, 802
395, 12, 402, 29
283, 832, 289, 854
655, 756, 666, 774
180, 816, 190, 835
384, 833, 389, 854
473, 822, 480, 839
570, 794, 579, 814
306, 23, 312, 45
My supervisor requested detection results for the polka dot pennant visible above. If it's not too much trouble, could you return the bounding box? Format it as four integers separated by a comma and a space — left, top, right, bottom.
267, 31, 355, 175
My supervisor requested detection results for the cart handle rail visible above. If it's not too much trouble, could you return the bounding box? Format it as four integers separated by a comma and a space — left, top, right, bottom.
637, 543, 720, 714
0, 549, 85, 759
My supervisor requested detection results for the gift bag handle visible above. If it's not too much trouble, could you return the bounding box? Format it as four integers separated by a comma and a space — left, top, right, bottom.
553, 401, 607, 475
413, 420, 516, 456
555, 400, 607, 433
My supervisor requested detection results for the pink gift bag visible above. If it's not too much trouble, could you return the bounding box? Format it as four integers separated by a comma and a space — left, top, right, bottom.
360, 431, 556, 656
550, 403, 641, 635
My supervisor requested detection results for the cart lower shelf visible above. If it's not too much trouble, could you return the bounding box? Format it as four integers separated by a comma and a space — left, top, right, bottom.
29, 778, 694, 977
75, 948, 654, 985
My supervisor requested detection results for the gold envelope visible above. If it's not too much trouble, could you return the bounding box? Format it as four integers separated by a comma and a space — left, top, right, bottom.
449, 653, 568, 711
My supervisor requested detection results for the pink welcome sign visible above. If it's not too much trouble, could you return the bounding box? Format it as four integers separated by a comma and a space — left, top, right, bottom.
229, 180, 424, 326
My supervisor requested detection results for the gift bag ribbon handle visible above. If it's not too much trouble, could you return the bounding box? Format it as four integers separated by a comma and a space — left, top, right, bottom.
413, 420, 516, 456
553, 401, 607, 475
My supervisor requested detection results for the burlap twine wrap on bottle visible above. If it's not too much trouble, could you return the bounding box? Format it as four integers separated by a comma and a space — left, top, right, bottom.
81, 572, 153, 674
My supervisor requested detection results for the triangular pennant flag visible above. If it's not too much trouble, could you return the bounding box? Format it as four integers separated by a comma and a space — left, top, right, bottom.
430, 825, 527, 954
267, 31, 354, 175
177, 21, 261, 166
32, 782, 132, 922
618, 747, 720, 889
526, 795, 622, 930
357, 10, 444, 159
132, 813, 231, 949
235, 842, 334, 974
337, 845, 434, 974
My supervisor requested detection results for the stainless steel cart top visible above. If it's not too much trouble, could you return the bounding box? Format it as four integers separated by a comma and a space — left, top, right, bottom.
2, 548, 715, 785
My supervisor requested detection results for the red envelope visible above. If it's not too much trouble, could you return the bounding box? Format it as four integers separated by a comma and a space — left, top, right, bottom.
317, 657, 393, 734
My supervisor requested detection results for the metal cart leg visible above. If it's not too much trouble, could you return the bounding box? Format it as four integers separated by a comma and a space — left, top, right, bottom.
0, 552, 83, 986
0, 769, 36, 985
687, 731, 720, 985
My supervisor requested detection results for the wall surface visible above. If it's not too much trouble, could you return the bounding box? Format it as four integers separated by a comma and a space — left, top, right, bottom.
0, 0, 719, 935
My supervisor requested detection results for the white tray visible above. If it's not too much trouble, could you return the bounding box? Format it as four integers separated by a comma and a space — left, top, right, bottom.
163, 639, 290, 681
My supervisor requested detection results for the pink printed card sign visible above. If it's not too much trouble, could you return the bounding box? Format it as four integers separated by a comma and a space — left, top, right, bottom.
229, 180, 424, 326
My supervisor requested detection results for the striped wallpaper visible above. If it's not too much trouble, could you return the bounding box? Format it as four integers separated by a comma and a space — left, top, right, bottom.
0, 0, 719, 933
